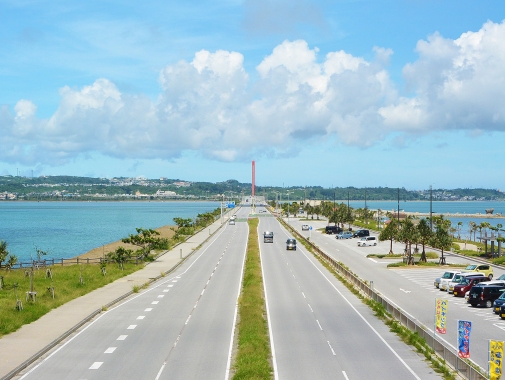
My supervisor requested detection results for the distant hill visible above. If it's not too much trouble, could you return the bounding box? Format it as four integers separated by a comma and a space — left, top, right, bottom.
0, 175, 503, 201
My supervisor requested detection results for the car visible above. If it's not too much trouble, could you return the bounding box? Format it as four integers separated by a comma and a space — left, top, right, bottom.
463, 264, 493, 279
229, 220, 235, 225
497, 274, 505, 281
263, 231, 274, 243
453, 276, 489, 297
286, 239, 297, 250
494, 292, 505, 314
435, 270, 460, 290
446, 272, 485, 293
357, 236, 377, 247
353, 229, 370, 238
468, 282, 505, 308
325, 225, 342, 235
336, 231, 353, 239
301, 224, 310, 231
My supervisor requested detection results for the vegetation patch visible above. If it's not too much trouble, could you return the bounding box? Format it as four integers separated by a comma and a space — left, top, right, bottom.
0, 263, 141, 337
233, 218, 272, 380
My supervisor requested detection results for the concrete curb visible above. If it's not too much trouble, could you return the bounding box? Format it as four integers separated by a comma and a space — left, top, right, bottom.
1, 208, 237, 380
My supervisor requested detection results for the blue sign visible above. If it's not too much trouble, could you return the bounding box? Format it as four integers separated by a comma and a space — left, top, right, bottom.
309, 226, 313, 230
227, 202, 235, 208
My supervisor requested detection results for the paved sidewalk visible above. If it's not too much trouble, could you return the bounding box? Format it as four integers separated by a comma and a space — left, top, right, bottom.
0, 209, 236, 379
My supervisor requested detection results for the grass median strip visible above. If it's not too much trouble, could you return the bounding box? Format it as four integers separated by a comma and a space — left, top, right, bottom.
232, 218, 273, 380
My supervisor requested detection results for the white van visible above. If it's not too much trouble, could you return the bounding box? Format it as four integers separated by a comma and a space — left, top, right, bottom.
446, 272, 486, 292
357, 236, 377, 247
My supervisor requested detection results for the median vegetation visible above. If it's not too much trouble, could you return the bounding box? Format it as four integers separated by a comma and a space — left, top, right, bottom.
233, 218, 273, 380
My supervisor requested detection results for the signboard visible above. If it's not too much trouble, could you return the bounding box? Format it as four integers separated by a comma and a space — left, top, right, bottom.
435, 298, 448, 334
227, 202, 235, 208
458, 320, 472, 358
309, 226, 313, 230
490, 340, 504, 380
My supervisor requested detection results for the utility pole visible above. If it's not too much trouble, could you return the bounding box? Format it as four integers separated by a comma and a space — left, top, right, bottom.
397, 188, 400, 223
364, 188, 367, 225
430, 185, 433, 231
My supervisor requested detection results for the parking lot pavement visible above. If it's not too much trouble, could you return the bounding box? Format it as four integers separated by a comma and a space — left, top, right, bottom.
390, 267, 505, 329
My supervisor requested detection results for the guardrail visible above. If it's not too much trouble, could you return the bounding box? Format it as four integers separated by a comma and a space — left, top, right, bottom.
279, 218, 487, 380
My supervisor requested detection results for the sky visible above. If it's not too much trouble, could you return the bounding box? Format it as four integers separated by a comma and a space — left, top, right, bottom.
1, 0, 505, 190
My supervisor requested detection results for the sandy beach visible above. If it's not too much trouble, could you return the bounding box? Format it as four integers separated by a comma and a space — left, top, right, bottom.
75, 225, 177, 260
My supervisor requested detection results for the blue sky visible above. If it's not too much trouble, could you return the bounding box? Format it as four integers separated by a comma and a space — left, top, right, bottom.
1, 0, 505, 189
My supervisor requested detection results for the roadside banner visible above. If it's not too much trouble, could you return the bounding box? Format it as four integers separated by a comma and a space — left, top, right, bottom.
457, 320, 472, 358
435, 298, 448, 334
489, 340, 504, 380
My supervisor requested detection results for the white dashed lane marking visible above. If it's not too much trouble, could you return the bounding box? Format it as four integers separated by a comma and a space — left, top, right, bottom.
117, 335, 128, 340
104, 347, 116, 354
127, 325, 137, 329
89, 362, 103, 369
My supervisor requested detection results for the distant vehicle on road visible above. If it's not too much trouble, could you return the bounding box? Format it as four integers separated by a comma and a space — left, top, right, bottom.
336, 232, 353, 239
229, 220, 235, 225
357, 236, 377, 247
286, 239, 297, 250
301, 224, 310, 231
353, 229, 370, 238
264, 231, 274, 243
325, 225, 342, 235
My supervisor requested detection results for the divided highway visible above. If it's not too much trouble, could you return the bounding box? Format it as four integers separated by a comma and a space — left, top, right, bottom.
18, 207, 249, 380
258, 208, 440, 379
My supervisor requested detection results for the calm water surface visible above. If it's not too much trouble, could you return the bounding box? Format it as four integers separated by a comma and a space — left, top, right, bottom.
0, 201, 220, 261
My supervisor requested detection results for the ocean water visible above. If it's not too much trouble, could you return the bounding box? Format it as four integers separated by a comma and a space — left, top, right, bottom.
343, 200, 505, 238
0, 201, 220, 262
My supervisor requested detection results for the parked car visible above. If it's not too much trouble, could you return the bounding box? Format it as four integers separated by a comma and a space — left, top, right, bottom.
446, 272, 485, 293
301, 224, 310, 231
337, 231, 353, 239
468, 282, 505, 307
325, 225, 342, 235
453, 276, 489, 297
286, 239, 297, 250
463, 264, 493, 279
357, 236, 377, 247
493, 292, 505, 314
435, 270, 460, 290
353, 229, 370, 238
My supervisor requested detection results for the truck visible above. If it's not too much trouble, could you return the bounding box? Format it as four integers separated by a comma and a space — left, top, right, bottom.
264, 231, 274, 243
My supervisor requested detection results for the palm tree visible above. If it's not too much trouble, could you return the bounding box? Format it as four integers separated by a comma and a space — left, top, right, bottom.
417, 219, 432, 262
468, 221, 476, 241
6, 254, 17, 271
0, 240, 8, 268
457, 221, 463, 240
431, 216, 452, 265
398, 217, 416, 264
379, 217, 399, 255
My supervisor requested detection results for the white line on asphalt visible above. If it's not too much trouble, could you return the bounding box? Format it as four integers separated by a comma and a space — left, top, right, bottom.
127, 325, 137, 329
327, 341, 336, 355
89, 362, 103, 369
157, 295, 164, 298
225, 221, 248, 380
316, 320, 323, 330
185, 315, 191, 325
104, 347, 116, 353
308, 304, 313, 312
163, 289, 169, 292
368, 258, 378, 263
172, 280, 178, 283
137, 316, 145, 320
201, 289, 205, 296
297, 248, 422, 379
145, 308, 153, 311
117, 335, 127, 340
302, 292, 306, 298
152, 301, 159, 304
342, 370, 350, 380
168, 285, 174, 287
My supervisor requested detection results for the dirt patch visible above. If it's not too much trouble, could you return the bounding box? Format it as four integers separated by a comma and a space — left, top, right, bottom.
455, 242, 478, 251
76, 225, 177, 260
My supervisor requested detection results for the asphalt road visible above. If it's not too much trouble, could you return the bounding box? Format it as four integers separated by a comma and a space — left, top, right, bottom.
259, 210, 440, 380
19, 207, 249, 380
290, 217, 505, 370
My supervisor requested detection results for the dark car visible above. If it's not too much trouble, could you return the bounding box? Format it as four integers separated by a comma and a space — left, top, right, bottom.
325, 225, 342, 235
494, 292, 505, 314
453, 276, 489, 297
468, 282, 505, 308
353, 229, 370, 238
286, 239, 297, 250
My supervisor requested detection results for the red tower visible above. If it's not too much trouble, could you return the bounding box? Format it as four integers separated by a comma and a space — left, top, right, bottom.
252, 160, 255, 196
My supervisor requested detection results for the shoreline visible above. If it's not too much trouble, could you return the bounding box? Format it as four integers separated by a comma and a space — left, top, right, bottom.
74, 225, 177, 260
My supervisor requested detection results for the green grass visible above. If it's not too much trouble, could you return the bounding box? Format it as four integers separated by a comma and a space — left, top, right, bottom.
232, 218, 272, 380
0, 263, 142, 337
367, 251, 439, 259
